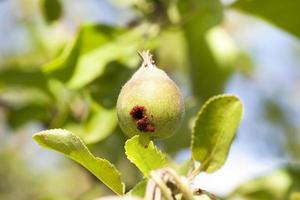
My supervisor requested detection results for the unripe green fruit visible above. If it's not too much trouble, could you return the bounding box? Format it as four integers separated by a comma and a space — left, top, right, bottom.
117, 50, 184, 139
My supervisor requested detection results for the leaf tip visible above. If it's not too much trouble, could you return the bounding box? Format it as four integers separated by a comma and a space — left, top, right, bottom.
32, 131, 45, 145
211, 94, 243, 117
32, 128, 70, 145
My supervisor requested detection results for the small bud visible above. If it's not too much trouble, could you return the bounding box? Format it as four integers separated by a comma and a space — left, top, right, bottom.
116, 50, 185, 139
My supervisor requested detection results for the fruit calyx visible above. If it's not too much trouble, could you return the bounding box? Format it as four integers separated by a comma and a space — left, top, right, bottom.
130, 105, 155, 132
138, 50, 155, 68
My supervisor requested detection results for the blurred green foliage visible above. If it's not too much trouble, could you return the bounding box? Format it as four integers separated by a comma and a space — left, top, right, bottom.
228, 166, 300, 200
232, 0, 300, 39
0, 149, 106, 200
41, 0, 62, 23
178, 0, 230, 101
0, 0, 300, 199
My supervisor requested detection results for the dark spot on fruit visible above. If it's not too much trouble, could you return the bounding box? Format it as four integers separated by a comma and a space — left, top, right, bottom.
130, 106, 145, 120
136, 117, 148, 130
146, 123, 155, 132
130, 105, 155, 132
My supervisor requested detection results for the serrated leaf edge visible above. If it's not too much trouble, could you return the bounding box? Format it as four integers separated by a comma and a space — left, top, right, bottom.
124, 135, 167, 178
191, 94, 243, 171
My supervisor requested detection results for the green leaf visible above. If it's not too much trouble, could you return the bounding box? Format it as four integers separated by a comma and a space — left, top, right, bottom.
128, 179, 147, 197
291, 193, 300, 200
78, 25, 126, 55
188, 35, 232, 100
125, 135, 167, 178
43, 24, 156, 89
66, 28, 142, 89
42, 30, 81, 82
231, 0, 300, 39
178, 0, 232, 100
0, 68, 49, 91
43, 24, 126, 82
41, 0, 62, 23
33, 129, 125, 195
192, 95, 243, 173
178, 0, 223, 33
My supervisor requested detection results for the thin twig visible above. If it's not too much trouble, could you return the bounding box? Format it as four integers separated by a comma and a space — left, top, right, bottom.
154, 186, 162, 200
166, 169, 193, 200
145, 179, 156, 200
150, 171, 174, 200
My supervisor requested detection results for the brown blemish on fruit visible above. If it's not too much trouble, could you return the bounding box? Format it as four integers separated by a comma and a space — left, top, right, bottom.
130, 105, 155, 132
130, 105, 145, 120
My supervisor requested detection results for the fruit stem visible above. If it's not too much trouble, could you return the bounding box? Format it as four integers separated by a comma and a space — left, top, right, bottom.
138, 50, 155, 68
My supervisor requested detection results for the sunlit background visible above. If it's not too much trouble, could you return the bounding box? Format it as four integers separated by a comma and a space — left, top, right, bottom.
1, 0, 300, 199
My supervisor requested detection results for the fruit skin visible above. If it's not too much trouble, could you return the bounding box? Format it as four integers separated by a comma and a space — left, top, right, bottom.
117, 50, 185, 139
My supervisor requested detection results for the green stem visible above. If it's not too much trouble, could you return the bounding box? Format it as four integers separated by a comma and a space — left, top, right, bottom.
188, 164, 204, 181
